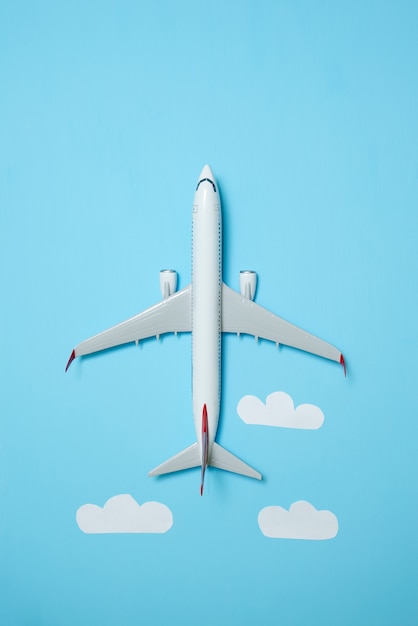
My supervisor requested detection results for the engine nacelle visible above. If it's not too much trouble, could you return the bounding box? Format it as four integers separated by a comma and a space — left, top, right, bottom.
160, 269, 177, 299
239, 270, 257, 300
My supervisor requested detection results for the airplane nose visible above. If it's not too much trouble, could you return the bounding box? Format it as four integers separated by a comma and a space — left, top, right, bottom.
199, 164, 214, 180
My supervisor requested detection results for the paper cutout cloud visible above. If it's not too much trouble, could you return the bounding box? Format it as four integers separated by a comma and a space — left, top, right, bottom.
76, 494, 173, 534
258, 500, 338, 540
237, 391, 324, 429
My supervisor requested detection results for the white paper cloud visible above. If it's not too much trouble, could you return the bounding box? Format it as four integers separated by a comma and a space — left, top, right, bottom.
258, 500, 338, 540
237, 391, 324, 429
76, 494, 173, 534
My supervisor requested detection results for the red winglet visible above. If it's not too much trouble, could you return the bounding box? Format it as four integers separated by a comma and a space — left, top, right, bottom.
65, 349, 76, 372
340, 354, 346, 377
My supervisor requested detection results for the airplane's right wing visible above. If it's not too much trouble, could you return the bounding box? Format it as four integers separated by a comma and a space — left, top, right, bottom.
221, 283, 345, 370
66, 285, 192, 370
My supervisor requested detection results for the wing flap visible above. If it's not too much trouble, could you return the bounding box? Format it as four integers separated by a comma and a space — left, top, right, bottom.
221, 283, 342, 364
71, 285, 191, 360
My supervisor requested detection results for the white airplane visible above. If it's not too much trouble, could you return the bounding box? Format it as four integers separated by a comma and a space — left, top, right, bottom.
66, 165, 345, 494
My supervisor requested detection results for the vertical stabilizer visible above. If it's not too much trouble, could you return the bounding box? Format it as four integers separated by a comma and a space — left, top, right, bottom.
200, 404, 209, 495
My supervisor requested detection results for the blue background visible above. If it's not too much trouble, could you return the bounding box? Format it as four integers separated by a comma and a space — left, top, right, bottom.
1, 1, 417, 624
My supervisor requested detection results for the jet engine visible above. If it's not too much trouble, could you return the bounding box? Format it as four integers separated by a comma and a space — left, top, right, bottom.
160, 270, 177, 299
239, 270, 257, 301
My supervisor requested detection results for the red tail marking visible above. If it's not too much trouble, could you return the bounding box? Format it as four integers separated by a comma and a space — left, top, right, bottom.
200, 404, 208, 496
340, 354, 346, 377
202, 404, 208, 433
65, 350, 76, 372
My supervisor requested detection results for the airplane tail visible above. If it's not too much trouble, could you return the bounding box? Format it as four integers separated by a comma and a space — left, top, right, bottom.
148, 440, 262, 483
149, 402, 262, 490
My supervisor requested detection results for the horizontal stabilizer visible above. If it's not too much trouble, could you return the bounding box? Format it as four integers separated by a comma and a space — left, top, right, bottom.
209, 442, 262, 480
149, 442, 200, 477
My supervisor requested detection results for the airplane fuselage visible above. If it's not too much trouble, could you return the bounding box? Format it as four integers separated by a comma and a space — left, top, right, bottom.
191, 170, 222, 459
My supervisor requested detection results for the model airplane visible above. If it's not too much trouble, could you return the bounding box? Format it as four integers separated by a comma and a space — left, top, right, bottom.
66, 165, 345, 494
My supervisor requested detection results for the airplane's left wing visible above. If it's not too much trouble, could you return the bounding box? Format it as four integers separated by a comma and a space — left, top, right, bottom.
66, 285, 192, 370
221, 283, 345, 371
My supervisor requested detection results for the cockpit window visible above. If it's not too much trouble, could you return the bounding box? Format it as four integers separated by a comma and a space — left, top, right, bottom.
196, 178, 217, 193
